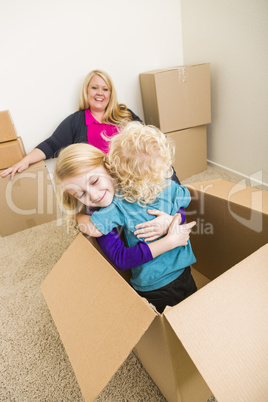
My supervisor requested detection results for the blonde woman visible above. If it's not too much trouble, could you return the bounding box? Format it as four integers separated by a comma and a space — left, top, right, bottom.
1, 69, 141, 179
55, 122, 197, 313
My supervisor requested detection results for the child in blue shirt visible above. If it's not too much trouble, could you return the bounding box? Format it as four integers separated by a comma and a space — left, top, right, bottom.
55, 122, 197, 312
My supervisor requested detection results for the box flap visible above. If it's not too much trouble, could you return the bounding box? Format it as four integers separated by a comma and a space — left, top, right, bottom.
164, 244, 268, 401
187, 179, 268, 214
0, 110, 17, 142
41, 234, 156, 401
140, 64, 209, 75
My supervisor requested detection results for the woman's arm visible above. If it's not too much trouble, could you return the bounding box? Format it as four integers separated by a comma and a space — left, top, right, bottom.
1, 148, 46, 179
1, 111, 86, 179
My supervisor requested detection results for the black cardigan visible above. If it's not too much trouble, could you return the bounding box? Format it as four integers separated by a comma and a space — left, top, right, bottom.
36, 109, 142, 159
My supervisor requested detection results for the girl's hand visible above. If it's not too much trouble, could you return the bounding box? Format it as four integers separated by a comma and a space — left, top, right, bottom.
167, 214, 196, 248
134, 209, 181, 242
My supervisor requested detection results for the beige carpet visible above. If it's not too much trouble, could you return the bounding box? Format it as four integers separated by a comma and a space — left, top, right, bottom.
0, 164, 260, 401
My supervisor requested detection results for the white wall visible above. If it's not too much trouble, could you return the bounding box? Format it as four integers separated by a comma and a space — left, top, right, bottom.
180, 0, 268, 185
0, 0, 183, 153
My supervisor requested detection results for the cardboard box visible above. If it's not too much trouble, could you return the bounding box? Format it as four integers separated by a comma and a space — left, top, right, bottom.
41, 180, 268, 402
139, 64, 211, 133
167, 125, 207, 181
0, 161, 58, 236
0, 138, 26, 170
186, 179, 268, 279
0, 110, 17, 142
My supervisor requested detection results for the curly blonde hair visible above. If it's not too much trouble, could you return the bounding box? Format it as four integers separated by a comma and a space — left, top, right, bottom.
54, 143, 108, 223
107, 121, 175, 205
79, 69, 133, 125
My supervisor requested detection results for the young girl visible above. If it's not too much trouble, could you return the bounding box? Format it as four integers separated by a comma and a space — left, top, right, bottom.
55, 123, 197, 313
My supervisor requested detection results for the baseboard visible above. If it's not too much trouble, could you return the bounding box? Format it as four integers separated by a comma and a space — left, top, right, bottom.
207, 160, 268, 189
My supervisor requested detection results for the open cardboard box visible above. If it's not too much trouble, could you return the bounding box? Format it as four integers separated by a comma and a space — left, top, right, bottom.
139, 64, 211, 133
41, 180, 268, 401
0, 161, 58, 236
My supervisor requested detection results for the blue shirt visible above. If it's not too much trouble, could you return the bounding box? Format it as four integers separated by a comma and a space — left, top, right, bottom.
90, 181, 196, 291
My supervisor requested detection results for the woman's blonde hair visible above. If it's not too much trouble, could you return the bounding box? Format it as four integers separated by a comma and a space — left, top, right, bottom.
79, 69, 133, 125
54, 143, 107, 223
107, 121, 175, 205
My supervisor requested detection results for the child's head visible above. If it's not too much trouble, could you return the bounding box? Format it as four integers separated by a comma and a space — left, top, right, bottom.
107, 121, 174, 204
54, 143, 114, 217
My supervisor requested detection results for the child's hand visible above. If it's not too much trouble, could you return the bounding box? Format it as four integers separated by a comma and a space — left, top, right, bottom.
134, 209, 180, 241
167, 214, 196, 248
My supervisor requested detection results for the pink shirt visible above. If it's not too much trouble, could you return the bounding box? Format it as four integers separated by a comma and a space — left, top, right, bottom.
85, 109, 120, 154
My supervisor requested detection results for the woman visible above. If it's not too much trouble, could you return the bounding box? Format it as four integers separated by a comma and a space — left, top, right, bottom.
1, 69, 141, 179
2, 69, 182, 242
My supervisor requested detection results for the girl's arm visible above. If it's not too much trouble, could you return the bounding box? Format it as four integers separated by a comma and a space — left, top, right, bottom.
96, 215, 196, 271
77, 213, 104, 237
134, 207, 186, 242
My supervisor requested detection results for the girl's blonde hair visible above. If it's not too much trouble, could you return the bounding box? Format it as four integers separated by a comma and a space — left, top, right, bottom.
79, 69, 133, 125
54, 143, 107, 222
107, 121, 175, 205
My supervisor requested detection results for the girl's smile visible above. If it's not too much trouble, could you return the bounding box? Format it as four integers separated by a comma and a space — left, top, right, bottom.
62, 165, 115, 208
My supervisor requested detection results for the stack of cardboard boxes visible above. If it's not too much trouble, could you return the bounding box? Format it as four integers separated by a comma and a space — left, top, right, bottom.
0, 110, 26, 170
139, 64, 211, 181
0, 110, 57, 236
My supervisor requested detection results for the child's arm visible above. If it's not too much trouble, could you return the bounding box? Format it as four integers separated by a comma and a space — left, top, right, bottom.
134, 207, 186, 242
96, 215, 196, 271
148, 214, 196, 258
76, 213, 104, 237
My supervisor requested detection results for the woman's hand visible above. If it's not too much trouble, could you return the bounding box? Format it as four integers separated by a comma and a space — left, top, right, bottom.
1, 157, 30, 179
1, 148, 46, 179
134, 209, 181, 242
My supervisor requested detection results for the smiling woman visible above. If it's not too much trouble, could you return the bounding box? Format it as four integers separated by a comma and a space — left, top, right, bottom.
1, 69, 142, 179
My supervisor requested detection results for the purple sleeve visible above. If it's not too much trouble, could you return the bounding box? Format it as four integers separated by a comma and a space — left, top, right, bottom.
178, 207, 186, 224
96, 228, 153, 271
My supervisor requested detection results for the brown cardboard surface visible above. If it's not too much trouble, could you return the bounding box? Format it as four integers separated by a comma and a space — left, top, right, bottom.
164, 244, 268, 402
167, 126, 207, 181
0, 110, 17, 142
41, 179, 268, 401
41, 234, 156, 402
135, 267, 212, 402
139, 64, 211, 133
186, 179, 268, 279
0, 138, 25, 169
0, 161, 57, 236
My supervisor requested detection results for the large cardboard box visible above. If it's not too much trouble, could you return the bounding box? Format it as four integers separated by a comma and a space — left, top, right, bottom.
0, 161, 58, 236
41, 180, 268, 402
139, 64, 211, 133
0, 110, 17, 142
186, 179, 268, 279
0, 138, 26, 169
167, 125, 207, 181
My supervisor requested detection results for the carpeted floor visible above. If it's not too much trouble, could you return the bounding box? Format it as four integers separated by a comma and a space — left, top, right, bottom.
0, 164, 262, 401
